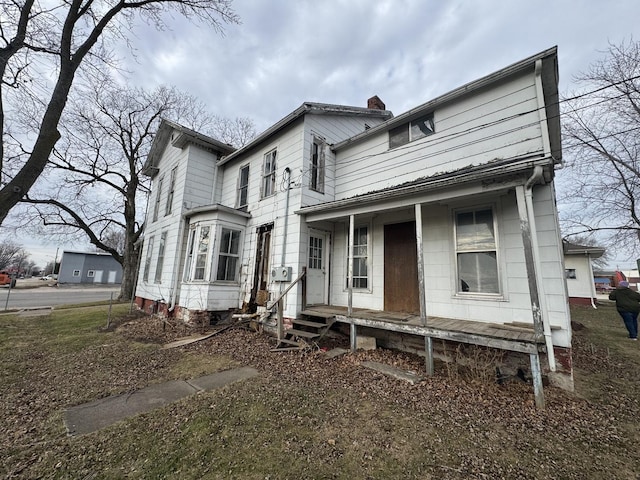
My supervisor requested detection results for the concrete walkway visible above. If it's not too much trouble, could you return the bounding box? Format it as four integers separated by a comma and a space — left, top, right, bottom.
64, 367, 259, 436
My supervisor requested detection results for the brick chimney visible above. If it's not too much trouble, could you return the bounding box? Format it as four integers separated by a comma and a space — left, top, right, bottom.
367, 95, 386, 110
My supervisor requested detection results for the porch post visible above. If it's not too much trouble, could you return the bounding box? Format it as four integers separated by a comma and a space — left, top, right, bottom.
530, 353, 545, 409
348, 215, 354, 317
415, 203, 433, 375
348, 214, 356, 352
515, 186, 545, 342
516, 185, 546, 408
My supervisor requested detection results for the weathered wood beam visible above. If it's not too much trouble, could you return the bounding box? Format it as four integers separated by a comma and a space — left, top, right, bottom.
335, 315, 539, 354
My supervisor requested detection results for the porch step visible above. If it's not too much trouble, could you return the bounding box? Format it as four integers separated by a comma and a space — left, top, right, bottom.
299, 310, 335, 319
271, 312, 336, 353
292, 318, 329, 329
287, 328, 319, 339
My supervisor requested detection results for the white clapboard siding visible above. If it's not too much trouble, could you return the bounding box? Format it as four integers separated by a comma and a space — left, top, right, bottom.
334, 72, 543, 199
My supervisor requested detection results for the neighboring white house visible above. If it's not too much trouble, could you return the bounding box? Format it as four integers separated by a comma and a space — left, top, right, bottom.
135, 47, 572, 400
563, 241, 605, 307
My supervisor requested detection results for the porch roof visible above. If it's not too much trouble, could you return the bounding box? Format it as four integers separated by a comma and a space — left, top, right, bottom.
296, 153, 553, 222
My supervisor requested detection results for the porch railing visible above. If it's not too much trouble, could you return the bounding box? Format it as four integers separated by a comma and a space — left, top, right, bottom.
267, 267, 307, 341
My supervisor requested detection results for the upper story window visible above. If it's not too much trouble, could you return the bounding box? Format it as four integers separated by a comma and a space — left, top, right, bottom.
310, 138, 325, 193
216, 228, 241, 281
346, 225, 369, 289
154, 231, 167, 283
143, 236, 154, 283
165, 167, 177, 216
152, 176, 164, 222
237, 164, 250, 210
565, 269, 577, 279
261, 149, 277, 198
455, 207, 499, 295
388, 112, 435, 149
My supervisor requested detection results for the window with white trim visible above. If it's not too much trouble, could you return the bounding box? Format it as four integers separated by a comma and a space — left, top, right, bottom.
346, 225, 369, 289
310, 138, 325, 193
237, 164, 250, 210
183, 229, 196, 281
216, 228, 241, 281
143, 236, 154, 282
87, 270, 95, 278
389, 113, 435, 149
72, 270, 80, 277
194, 226, 211, 280
165, 167, 177, 216
261, 149, 277, 198
154, 231, 167, 283
455, 207, 499, 294
152, 176, 164, 222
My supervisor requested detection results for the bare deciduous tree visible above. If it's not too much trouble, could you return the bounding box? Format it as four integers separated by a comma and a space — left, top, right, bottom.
0, 0, 239, 226
559, 39, 640, 260
209, 115, 257, 148
0, 239, 26, 270
19, 82, 254, 301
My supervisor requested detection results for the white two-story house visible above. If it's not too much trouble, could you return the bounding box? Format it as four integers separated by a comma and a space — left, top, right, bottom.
135, 47, 570, 405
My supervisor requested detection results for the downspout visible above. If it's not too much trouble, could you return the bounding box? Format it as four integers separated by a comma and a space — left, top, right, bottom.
281, 167, 291, 266
534, 59, 565, 170
168, 217, 187, 312
277, 167, 292, 323
587, 253, 597, 309
524, 165, 556, 371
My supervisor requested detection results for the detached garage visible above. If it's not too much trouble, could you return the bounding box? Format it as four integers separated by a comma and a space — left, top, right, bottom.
58, 251, 123, 285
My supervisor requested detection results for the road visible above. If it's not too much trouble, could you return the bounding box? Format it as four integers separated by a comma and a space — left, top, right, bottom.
1, 283, 122, 310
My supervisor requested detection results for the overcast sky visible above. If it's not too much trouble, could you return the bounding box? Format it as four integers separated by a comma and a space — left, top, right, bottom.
17, 0, 640, 269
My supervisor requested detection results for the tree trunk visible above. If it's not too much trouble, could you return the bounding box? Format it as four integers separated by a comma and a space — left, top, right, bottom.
119, 240, 140, 302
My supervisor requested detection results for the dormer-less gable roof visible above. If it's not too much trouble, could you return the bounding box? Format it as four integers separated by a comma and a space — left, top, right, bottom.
217, 102, 393, 166
142, 119, 236, 177
333, 46, 561, 163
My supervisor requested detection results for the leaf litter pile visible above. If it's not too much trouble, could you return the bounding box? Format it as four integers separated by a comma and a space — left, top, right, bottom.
2, 308, 639, 479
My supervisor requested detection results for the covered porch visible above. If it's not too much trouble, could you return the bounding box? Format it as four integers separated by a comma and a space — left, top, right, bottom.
294, 158, 565, 408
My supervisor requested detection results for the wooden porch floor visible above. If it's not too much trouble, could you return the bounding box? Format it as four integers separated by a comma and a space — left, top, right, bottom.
301, 305, 544, 354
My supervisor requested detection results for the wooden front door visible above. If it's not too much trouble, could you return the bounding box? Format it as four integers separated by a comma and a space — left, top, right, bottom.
384, 221, 420, 314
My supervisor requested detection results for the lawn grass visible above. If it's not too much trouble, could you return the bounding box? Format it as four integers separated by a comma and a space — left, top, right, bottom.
1, 303, 639, 479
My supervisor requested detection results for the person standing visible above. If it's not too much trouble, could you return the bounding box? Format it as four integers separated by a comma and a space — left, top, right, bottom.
609, 281, 640, 340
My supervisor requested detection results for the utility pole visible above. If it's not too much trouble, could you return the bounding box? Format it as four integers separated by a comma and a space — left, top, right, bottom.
53, 248, 59, 274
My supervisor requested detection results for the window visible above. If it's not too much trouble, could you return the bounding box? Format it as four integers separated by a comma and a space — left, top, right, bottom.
87, 270, 95, 278
347, 225, 369, 289
143, 236, 154, 282
262, 149, 277, 198
183, 229, 196, 281
389, 113, 435, 149
216, 228, 241, 281
310, 138, 325, 193
237, 165, 250, 210
565, 269, 577, 279
154, 231, 167, 283
309, 236, 323, 269
194, 226, 210, 280
152, 176, 164, 222
455, 208, 499, 294
165, 167, 177, 215
72, 270, 80, 277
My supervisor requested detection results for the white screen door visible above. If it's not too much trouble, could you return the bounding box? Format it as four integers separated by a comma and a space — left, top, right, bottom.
307, 230, 328, 305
